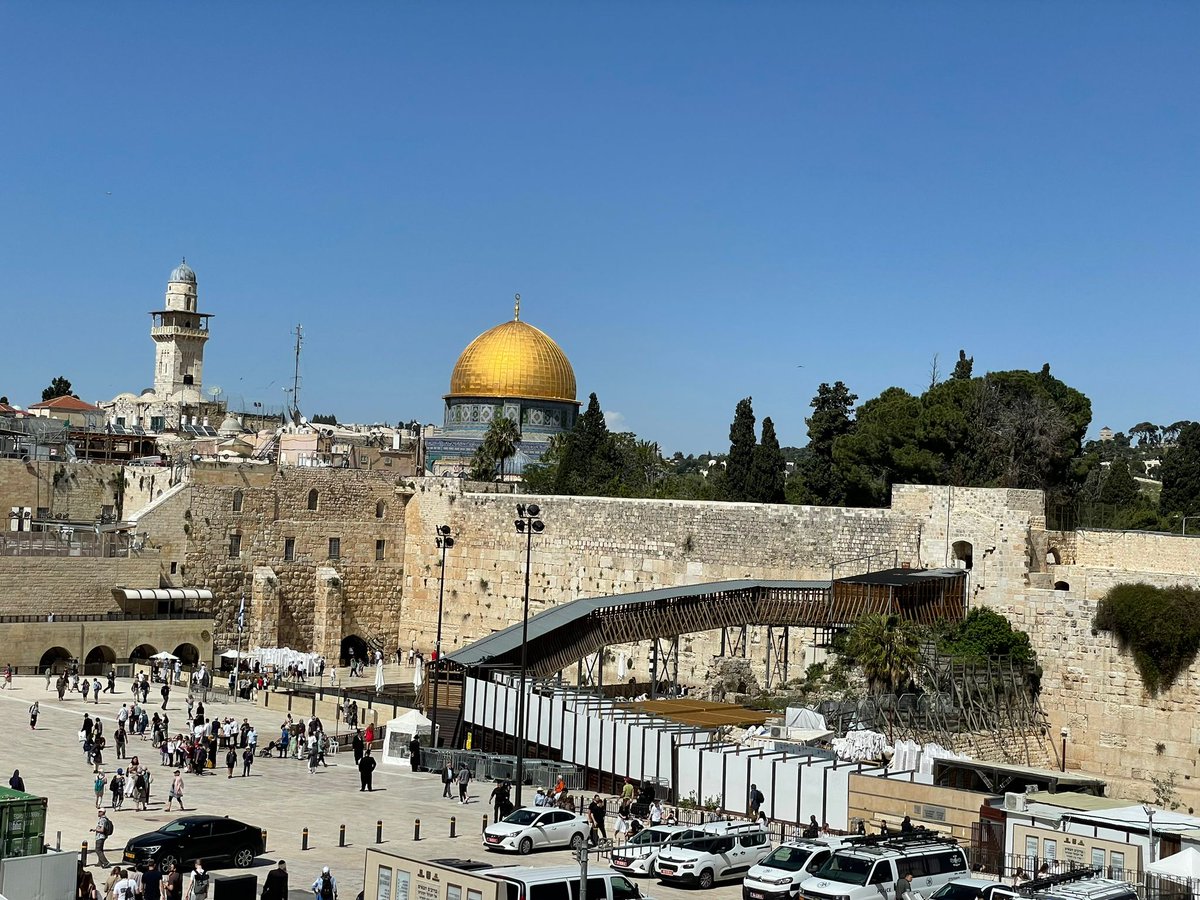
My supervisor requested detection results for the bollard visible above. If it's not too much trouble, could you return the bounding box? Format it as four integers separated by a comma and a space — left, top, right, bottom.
81, 841, 88, 868
483, 815, 489, 832
376, 820, 383, 844
414, 818, 421, 841
339, 824, 346, 847
302, 827, 309, 851
56, 831, 61, 851
262, 830, 268, 852
450, 816, 457, 838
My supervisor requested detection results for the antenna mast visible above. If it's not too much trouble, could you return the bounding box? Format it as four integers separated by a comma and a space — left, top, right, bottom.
291, 324, 303, 420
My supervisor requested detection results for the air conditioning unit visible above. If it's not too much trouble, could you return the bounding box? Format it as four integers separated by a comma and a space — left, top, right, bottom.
769, 725, 789, 739
1004, 792, 1027, 812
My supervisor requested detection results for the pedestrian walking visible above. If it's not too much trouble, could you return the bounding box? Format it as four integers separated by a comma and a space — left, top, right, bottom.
163, 862, 182, 900
185, 860, 210, 899
408, 735, 421, 772
441, 762, 455, 798
2, 663, 11, 690
225, 747, 237, 778
110, 770, 125, 811
351, 728, 364, 766
9, 770, 24, 792
312, 865, 338, 899
358, 749, 376, 791
92, 677, 101, 702
82, 678, 91, 701
161, 683, 170, 710
166, 770, 185, 812
93, 771, 106, 808
44, 667, 51, 691
93, 811, 113, 866
106, 669, 117, 694
308, 739, 319, 775
113, 868, 138, 900
588, 795, 608, 845
28, 700, 38, 730
490, 781, 510, 823
262, 860, 288, 899
457, 763, 471, 804
141, 859, 163, 900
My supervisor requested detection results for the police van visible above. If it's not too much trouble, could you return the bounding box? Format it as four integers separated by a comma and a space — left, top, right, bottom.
742, 838, 846, 900
797, 831, 969, 900
654, 821, 774, 889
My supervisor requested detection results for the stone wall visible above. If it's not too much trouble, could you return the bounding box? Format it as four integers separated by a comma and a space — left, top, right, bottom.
0, 552, 162, 615
0, 458, 125, 522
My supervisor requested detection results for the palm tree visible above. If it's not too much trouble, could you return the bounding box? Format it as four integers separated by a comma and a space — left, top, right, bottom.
845, 613, 921, 694
470, 414, 523, 481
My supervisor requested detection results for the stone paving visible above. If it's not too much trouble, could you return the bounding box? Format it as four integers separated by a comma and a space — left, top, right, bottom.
0, 676, 744, 900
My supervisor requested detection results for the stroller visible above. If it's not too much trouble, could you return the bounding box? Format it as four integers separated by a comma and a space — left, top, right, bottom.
259, 740, 277, 757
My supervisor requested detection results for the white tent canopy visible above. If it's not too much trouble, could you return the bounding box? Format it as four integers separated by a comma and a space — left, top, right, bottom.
381, 709, 432, 767
1147, 847, 1200, 880
218, 649, 242, 659
150, 651, 179, 661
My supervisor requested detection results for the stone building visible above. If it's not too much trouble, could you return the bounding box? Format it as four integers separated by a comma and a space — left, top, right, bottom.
424, 295, 580, 475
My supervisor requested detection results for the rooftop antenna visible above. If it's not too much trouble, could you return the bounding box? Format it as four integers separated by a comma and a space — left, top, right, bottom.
290, 324, 303, 421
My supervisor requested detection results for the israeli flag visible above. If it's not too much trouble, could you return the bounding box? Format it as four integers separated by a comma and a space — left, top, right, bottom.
237, 595, 246, 633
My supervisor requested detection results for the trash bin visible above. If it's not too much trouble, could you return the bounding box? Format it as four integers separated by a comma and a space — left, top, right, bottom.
212, 872, 257, 900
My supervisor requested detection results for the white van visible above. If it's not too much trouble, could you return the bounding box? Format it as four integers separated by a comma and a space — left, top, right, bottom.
491, 866, 648, 900
654, 821, 774, 889
798, 832, 968, 900
743, 838, 846, 900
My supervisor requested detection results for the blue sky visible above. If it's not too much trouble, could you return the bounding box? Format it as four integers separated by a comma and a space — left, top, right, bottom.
1, 3, 1196, 453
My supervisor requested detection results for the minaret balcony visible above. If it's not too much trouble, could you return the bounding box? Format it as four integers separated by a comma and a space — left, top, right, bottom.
151, 325, 211, 341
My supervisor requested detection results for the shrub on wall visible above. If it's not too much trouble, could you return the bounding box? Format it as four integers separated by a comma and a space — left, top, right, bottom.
1095, 583, 1200, 695
937, 608, 1035, 667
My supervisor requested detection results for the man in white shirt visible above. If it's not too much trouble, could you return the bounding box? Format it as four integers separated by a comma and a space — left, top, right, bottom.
112, 868, 138, 899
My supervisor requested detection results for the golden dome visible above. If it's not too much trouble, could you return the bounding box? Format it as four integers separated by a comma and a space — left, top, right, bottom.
447, 298, 577, 404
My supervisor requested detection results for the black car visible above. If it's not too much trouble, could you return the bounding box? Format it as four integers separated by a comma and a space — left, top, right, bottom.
123, 815, 264, 871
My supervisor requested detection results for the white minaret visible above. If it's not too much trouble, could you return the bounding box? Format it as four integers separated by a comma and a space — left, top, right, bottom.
151, 259, 212, 399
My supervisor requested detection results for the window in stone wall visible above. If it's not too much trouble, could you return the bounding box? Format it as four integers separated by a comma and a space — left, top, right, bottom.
329, 537, 340, 559
170, 561, 178, 574
232, 490, 243, 513
376, 539, 385, 561
284, 537, 295, 561
307, 489, 319, 511
375, 500, 386, 518
229, 533, 242, 559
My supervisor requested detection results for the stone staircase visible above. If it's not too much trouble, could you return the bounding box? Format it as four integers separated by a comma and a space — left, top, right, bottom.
127, 477, 189, 523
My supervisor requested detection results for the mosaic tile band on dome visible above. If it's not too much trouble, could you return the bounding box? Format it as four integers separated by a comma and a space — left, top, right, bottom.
446, 318, 578, 404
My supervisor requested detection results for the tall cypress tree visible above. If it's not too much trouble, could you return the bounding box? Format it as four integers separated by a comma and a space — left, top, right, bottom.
723, 397, 757, 501
795, 382, 857, 505
554, 392, 619, 495
749, 416, 786, 503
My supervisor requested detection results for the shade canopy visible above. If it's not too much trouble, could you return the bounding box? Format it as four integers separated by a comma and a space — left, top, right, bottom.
150, 651, 179, 661
1146, 847, 1200, 880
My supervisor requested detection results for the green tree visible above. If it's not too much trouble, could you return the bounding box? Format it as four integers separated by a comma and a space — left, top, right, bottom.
468, 413, 521, 481
1161, 423, 1200, 516
1130, 422, 1161, 448
793, 382, 857, 505
311, 413, 338, 425
834, 387, 941, 507
748, 416, 786, 503
41, 376, 76, 402
721, 397, 757, 502
937, 608, 1034, 667
951, 350, 974, 380
844, 613, 921, 694
1098, 460, 1139, 507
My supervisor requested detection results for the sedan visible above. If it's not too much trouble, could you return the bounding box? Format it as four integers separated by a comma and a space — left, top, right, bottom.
123, 815, 264, 871
483, 808, 590, 855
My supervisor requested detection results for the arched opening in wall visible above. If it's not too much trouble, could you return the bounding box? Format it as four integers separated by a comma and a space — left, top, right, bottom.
307, 489, 319, 511
39, 646, 72, 673
1046, 548, 1061, 566
173, 643, 201, 666
84, 645, 116, 675
951, 540, 974, 570
340, 635, 369, 666
232, 490, 243, 513
129, 644, 158, 662
375, 500, 386, 518
1054, 581, 1070, 592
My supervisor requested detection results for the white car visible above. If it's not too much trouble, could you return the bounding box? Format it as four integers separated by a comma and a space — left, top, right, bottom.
483, 807, 590, 855
611, 826, 707, 876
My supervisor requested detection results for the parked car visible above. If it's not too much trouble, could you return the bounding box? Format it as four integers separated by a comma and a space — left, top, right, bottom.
122, 815, 264, 871
930, 878, 1014, 900
484, 808, 591, 854
798, 832, 968, 900
655, 821, 773, 888
611, 826, 706, 877
743, 839, 845, 900
492, 866, 647, 900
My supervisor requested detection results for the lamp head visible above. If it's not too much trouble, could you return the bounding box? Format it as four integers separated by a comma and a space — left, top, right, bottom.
515, 520, 526, 533
526, 503, 540, 517
442, 537, 454, 548
532, 520, 545, 533
438, 525, 452, 536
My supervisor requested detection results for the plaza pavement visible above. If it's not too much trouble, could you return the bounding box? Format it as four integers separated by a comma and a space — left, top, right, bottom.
0, 676, 744, 900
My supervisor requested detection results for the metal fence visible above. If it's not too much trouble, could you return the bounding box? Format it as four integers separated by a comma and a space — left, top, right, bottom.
414, 748, 585, 789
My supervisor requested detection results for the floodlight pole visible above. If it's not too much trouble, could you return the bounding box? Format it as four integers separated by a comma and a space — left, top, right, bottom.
514, 503, 544, 808
431, 525, 454, 748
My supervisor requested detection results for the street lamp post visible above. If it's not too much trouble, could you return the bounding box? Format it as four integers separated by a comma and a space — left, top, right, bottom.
1143, 804, 1156, 863
513, 503, 545, 808
431, 525, 455, 748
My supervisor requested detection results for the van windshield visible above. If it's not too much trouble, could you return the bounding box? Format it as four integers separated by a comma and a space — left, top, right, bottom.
815, 855, 873, 885
763, 846, 815, 872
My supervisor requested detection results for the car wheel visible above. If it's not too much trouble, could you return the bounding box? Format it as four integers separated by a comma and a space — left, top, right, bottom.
570, 832, 586, 851
518, 837, 533, 855
160, 853, 179, 871
699, 869, 715, 889
234, 845, 256, 868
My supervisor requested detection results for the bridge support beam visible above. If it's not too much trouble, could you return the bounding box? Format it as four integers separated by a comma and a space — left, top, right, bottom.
764, 625, 789, 691
720, 625, 747, 658
576, 652, 604, 691
649, 636, 679, 699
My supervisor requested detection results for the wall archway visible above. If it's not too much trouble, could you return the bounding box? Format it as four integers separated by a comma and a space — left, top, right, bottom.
952, 540, 974, 570
1054, 581, 1070, 592
84, 645, 116, 675
307, 489, 319, 511
1046, 548, 1061, 566
340, 634, 369, 666
173, 643, 201, 666
129, 644, 158, 662
39, 646, 72, 673
375, 500, 386, 519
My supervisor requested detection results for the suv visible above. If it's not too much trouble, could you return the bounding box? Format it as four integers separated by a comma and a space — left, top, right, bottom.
744, 839, 845, 900
492, 866, 645, 900
798, 831, 968, 900
612, 825, 706, 877
122, 815, 264, 871
655, 821, 773, 889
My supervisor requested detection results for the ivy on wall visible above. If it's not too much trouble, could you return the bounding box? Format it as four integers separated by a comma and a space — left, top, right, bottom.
1094, 583, 1200, 695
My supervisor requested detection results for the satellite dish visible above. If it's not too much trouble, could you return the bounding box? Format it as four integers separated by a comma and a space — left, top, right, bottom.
208, 386, 223, 400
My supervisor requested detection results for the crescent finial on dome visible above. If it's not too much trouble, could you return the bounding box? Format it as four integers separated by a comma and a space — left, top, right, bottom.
514, 293, 521, 322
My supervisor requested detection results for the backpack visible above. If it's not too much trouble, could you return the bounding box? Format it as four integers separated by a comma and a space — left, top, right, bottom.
192, 870, 210, 897
102, 817, 114, 836
109, 775, 121, 791
94, 776, 105, 794
319, 873, 334, 900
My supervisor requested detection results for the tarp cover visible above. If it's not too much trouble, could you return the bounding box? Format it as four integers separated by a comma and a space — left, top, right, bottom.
1146, 847, 1200, 879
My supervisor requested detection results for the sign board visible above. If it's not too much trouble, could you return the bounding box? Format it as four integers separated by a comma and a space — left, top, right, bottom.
363, 850, 505, 900
1012, 825, 1141, 875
